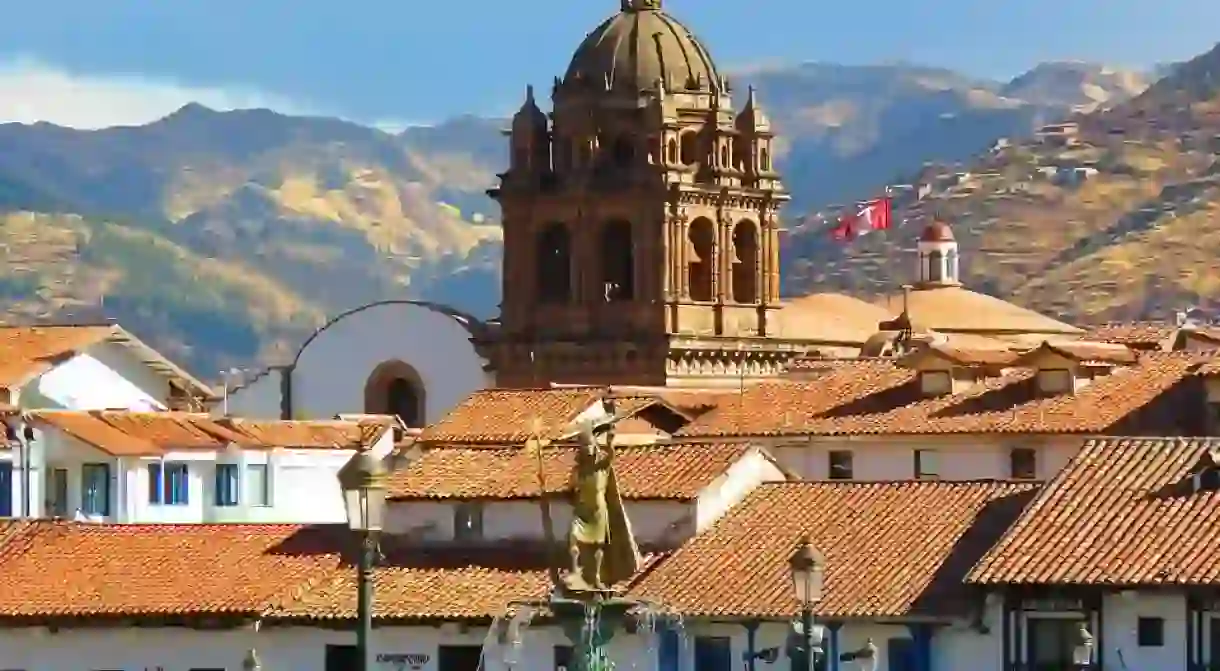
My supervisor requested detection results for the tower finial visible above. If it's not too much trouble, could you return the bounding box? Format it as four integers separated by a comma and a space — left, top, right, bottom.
526, 84, 535, 103
622, 0, 661, 11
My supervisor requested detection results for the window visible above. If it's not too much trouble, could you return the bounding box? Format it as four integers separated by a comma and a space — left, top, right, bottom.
148, 462, 189, 505
1037, 369, 1075, 394
657, 625, 681, 671
886, 637, 915, 671
1197, 467, 1220, 492
919, 370, 953, 396
0, 462, 11, 517
693, 637, 731, 671
246, 463, 270, 507
828, 450, 853, 480
48, 468, 68, 517
914, 450, 939, 480
453, 502, 484, 541
1137, 617, 1164, 647
81, 463, 111, 517
214, 464, 239, 507
1026, 618, 1087, 665
1009, 447, 1037, 479
437, 646, 483, 671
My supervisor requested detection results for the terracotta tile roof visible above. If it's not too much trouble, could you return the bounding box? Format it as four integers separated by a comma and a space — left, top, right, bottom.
679, 352, 1205, 437
1013, 340, 1138, 365
0, 522, 675, 623
969, 437, 1220, 586
267, 540, 672, 623
216, 417, 389, 449
629, 481, 1038, 618
418, 388, 673, 445
901, 342, 1019, 367
0, 325, 115, 387
387, 442, 754, 501
27, 411, 383, 455
0, 522, 340, 620
1083, 322, 1179, 348
90, 411, 240, 448
27, 411, 163, 456
267, 543, 556, 622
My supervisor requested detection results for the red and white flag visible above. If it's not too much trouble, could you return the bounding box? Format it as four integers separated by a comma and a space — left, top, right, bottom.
831, 197, 892, 241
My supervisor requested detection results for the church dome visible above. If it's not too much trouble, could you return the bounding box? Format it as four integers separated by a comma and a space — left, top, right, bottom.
563, 0, 721, 95
920, 220, 956, 243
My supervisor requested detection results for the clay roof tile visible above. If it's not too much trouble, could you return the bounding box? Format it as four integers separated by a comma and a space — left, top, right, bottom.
387, 442, 754, 501
969, 437, 1220, 586
630, 480, 1038, 618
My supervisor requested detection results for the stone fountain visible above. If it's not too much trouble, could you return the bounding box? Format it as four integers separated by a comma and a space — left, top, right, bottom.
484, 399, 680, 671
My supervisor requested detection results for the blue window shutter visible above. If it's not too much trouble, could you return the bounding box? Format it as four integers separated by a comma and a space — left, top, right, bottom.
694, 636, 731, 671
658, 623, 681, 671
175, 464, 189, 504
147, 463, 162, 504
215, 464, 239, 507
0, 462, 12, 516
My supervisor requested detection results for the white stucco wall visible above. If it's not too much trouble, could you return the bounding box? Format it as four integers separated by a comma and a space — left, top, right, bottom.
1101, 592, 1187, 670
227, 302, 491, 423
386, 499, 696, 546
19, 340, 181, 412
695, 448, 787, 531
30, 426, 394, 524
767, 435, 1082, 482
0, 616, 1010, 671
384, 447, 784, 545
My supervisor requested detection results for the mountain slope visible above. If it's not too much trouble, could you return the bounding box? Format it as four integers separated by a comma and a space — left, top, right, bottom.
0, 60, 1148, 374
781, 44, 1220, 322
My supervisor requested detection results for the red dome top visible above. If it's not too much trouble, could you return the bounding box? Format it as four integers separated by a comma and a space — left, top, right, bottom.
920, 220, 955, 243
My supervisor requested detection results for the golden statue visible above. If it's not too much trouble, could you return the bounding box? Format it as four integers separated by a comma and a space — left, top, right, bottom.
562, 414, 641, 593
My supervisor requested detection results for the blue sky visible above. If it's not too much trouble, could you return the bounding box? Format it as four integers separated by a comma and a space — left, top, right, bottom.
0, 0, 1217, 128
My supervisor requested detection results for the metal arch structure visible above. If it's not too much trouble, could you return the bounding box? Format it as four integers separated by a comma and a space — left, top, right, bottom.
289, 299, 490, 368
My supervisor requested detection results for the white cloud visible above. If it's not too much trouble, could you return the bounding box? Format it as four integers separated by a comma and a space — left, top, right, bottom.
0, 56, 314, 129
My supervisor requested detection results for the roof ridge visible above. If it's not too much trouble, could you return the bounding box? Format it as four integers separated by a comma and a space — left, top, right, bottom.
758, 478, 1040, 488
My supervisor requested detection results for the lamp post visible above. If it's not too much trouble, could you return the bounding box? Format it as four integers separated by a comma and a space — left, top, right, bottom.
789, 537, 826, 671
338, 447, 389, 671
241, 648, 261, 671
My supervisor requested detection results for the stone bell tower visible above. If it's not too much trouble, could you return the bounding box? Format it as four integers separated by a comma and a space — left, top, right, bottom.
483, 0, 800, 388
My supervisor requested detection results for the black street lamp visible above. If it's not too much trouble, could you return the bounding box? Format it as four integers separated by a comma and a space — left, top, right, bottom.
789, 537, 825, 671
338, 447, 389, 671
241, 648, 261, 671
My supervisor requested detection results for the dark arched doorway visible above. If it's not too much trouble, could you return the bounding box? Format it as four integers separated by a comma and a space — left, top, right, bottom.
363, 360, 426, 427
732, 220, 759, 303
600, 219, 635, 301
688, 218, 715, 302
535, 222, 572, 303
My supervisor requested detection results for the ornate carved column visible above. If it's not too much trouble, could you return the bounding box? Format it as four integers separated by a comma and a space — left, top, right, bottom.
717, 209, 732, 302
757, 209, 770, 305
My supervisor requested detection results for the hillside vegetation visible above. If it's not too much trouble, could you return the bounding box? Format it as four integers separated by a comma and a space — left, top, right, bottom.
0, 61, 1150, 374
782, 44, 1220, 323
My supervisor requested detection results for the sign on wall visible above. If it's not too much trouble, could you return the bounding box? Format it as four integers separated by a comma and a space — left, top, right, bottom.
377, 653, 431, 671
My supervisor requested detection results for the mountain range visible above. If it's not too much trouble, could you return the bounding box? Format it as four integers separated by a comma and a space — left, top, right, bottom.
0, 58, 1166, 374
